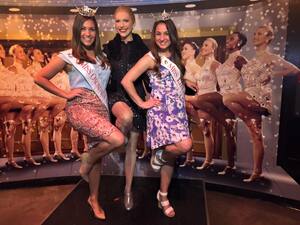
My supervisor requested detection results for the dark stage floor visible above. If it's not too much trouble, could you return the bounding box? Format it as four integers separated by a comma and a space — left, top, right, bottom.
1, 152, 300, 202
42, 176, 208, 225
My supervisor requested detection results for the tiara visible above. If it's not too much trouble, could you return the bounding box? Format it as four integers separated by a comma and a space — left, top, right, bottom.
159, 10, 172, 21
191, 41, 199, 50
77, 6, 98, 17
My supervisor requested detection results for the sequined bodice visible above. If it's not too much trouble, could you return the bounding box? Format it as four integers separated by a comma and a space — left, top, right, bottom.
241, 58, 271, 90
194, 60, 217, 95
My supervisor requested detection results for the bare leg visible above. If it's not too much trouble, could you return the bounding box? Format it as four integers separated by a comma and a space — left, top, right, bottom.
196, 113, 214, 170
4, 112, 22, 168
79, 129, 125, 181
70, 128, 81, 158
223, 92, 265, 181
87, 160, 105, 220
18, 105, 36, 165
83, 135, 89, 152
53, 111, 69, 160
38, 112, 51, 161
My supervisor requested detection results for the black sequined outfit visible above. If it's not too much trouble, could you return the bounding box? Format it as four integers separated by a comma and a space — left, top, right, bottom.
103, 33, 149, 131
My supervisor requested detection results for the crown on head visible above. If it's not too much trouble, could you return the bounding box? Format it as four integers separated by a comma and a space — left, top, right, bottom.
77, 6, 98, 17
159, 10, 172, 21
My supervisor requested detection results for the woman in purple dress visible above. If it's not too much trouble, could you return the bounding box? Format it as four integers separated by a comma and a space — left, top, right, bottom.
122, 14, 192, 218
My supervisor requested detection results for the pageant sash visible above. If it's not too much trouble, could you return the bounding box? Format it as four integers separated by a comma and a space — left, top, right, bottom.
60, 49, 108, 110
160, 55, 185, 96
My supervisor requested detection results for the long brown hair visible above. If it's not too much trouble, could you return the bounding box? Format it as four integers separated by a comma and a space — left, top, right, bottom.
71, 14, 109, 68
150, 19, 184, 76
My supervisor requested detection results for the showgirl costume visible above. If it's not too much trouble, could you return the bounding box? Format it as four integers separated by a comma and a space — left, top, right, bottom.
59, 49, 117, 147
194, 56, 218, 96
146, 52, 190, 150
0, 61, 17, 101
216, 50, 243, 95
241, 50, 298, 114
183, 58, 200, 95
27, 62, 70, 101
103, 33, 149, 131
12, 62, 34, 100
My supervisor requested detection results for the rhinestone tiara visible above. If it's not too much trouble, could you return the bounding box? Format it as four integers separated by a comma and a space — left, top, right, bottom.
77, 6, 98, 17
159, 10, 172, 21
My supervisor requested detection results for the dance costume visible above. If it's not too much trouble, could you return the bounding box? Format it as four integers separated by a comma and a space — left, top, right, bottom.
216, 50, 243, 95
146, 52, 190, 150
12, 63, 34, 98
0, 62, 16, 98
194, 57, 217, 96
59, 49, 116, 148
242, 51, 299, 114
103, 33, 149, 131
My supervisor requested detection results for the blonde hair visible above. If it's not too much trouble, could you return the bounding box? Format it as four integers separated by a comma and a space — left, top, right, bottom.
9, 44, 21, 57
258, 25, 274, 44
114, 6, 135, 23
206, 38, 218, 51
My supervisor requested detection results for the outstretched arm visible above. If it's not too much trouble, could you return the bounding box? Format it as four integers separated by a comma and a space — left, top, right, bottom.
34, 56, 84, 100
270, 56, 300, 77
121, 54, 160, 109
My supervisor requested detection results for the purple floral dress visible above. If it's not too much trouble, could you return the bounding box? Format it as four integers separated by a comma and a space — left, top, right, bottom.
146, 64, 190, 150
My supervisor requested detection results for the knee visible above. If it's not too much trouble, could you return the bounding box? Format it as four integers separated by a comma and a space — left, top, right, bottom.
179, 138, 193, 154
4, 120, 16, 138
117, 112, 133, 128
38, 117, 50, 132
110, 131, 125, 148
22, 105, 35, 113
199, 119, 211, 136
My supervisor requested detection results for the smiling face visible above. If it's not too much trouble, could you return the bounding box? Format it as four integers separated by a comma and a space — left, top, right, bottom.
181, 43, 196, 61
80, 19, 96, 48
200, 39, 215, 57
114, 9, 134, 42
154, 22, 171, 51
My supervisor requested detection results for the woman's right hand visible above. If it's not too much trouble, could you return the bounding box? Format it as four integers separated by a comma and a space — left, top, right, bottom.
65, 88, 85, 100
185, 80, 198, 92
139, 97, 160, 109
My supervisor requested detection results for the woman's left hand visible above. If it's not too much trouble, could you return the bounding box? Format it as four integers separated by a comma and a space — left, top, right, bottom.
139, 97, 160, 109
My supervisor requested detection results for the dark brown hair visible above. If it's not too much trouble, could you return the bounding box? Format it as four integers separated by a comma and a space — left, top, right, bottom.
150, 19, 184, 75
71, 14, 109, 68
182, 41, 200, 58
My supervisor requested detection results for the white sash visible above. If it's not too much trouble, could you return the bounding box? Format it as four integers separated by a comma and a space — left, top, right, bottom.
160, 55, 185, 96
60, 49, 108, 110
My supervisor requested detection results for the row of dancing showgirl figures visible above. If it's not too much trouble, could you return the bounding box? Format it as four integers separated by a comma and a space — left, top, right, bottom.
0, 44, 89, 168
2, 5, 300, 220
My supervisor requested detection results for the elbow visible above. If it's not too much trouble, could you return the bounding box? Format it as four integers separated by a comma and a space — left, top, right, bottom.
34, 75, 43, 86
121, 77, 127, 89
33, 76, 40, 85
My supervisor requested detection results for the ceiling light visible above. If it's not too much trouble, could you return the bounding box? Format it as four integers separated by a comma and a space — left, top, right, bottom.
249, 0, 259, 2
9, 7, 20, 12
185, 4, 196, 9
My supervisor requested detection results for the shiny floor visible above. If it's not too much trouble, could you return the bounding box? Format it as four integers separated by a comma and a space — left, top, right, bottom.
0, 182, 299, 225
